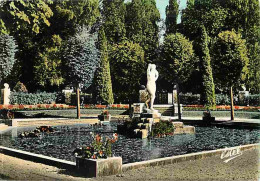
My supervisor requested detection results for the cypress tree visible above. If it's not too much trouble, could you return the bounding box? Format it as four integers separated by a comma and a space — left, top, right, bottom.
165, 0, 179, 34
93, 26, 114, 104
200, 26, 216, 108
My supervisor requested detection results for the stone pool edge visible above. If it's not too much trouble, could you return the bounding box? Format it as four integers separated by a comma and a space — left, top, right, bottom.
122, 143, 259, 172
0, 146, 76, 169
0, 143, 259, 173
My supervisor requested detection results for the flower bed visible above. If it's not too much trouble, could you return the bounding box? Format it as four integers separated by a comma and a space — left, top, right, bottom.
184, 105, 260, 112
0, 104, 129, 111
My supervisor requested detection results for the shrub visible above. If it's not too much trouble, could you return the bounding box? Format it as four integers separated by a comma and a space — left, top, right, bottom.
13, 81, 28, 93
10, 92, 57, 105
215, 94, 230, 105
248, 94, 260, 106
151, 121, 174, 137
179, 93, 200, 105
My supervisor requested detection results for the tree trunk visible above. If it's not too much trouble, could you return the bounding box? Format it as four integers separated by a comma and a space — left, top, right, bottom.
176, 83, 181, 120
230, 86, 234, 121
76, 83, 81, 119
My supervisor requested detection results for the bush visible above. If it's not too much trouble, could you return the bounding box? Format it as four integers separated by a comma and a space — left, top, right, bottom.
248, 94, 260, 106
151, 121, 174, 137
179, 93, 200, 105
215, 94, 230, 105
10, 92, 57, 105
13, 81, 28, 93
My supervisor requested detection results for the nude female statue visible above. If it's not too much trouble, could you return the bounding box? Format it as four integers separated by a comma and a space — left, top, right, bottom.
146, 64, 159, 111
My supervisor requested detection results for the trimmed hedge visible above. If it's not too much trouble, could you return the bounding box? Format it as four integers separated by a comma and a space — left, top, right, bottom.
179, 93, 259, 106
179, 93, 200, 105
10, 92, 57, 105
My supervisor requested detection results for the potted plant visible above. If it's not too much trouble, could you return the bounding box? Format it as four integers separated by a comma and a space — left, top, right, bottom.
73, 132, 122, 177
98, 110, 111, 121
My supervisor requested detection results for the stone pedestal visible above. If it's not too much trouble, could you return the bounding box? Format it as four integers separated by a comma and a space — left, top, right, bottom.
171, 121, 195, 135
1, 83, 11, 105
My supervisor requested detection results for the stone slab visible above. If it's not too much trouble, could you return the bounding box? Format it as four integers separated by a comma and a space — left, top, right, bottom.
172, 122, 184, 128
183, 126, 195, 134
174, 127, 184, 134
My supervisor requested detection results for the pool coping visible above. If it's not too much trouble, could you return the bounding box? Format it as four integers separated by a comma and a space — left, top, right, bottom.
122, 143, 259, 171
0, 143, 259, 172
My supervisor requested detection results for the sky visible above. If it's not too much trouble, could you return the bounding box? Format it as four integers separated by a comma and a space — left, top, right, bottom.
156, 0, 187, 22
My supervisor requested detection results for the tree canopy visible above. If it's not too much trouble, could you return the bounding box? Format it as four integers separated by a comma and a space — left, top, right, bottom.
109, 40, 145, 103
62, 27, 100, 88
212, 30, 249, 88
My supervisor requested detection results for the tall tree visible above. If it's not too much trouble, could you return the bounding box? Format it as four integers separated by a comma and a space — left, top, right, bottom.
160, 33, 195, 119
93, 26, 114, 105
63, 27, 100, 119
125, 0, 160, 62
199, 26, 216, 108
102, 0, 126, 44
165, 0, 179, 34
212, 30, 249, 120
109, 41, 145, 103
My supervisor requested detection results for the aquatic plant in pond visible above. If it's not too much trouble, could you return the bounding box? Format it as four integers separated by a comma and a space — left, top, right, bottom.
0, 123, 259, 164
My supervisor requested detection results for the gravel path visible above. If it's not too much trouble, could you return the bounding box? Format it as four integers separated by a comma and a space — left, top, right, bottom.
0, 148, 259, 181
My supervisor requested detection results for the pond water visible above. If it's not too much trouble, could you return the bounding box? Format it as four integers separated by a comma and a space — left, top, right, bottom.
0, 122, 259, 164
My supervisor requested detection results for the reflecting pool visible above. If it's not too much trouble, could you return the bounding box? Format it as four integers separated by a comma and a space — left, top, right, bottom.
0, 122, 259, 164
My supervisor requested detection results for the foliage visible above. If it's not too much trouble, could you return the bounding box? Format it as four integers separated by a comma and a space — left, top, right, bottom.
92, 27, 114, 104
151, 121, 174, 137
10, 92, 57, 105
212, 30, 249, 88
179, 93, 200, 105
1, 0, 53, 34
0, 19, 8, 35
181, 2, 228, 39
247, 42, 260, 93
73, 132, 118, 159
109, 40, 145, 103
165, 0, 179, 34
0, 34, 18, 82
34, 34, 64, 87
63, 26, 100, 88
215, 94, 231, 105
199, 26, 216, 108
159, 33, 195, 84
13, 81, 28, 93
125, 0, 160, 61
102, 0, 126, 43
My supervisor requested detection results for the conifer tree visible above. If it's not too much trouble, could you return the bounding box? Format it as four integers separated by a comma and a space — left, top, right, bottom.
0, 34, 17, 83
200, 26, 216, 108
93, 26, 114, 104
165, 0, 179, 34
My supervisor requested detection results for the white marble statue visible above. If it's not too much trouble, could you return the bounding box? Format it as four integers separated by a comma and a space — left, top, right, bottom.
146, 64, 159, 111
